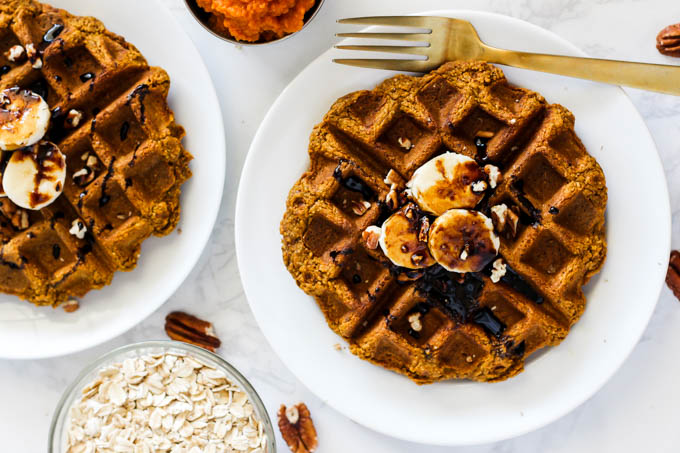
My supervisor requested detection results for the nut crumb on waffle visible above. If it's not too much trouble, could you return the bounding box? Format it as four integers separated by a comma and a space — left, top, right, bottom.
0, 0, 193, 308
281, 60, 607, 383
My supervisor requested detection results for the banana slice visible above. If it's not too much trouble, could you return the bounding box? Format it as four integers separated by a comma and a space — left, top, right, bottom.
3, 141, 66, 210
0, 87, 50, 151
428, 209, 500, 273
406, 152, 487, 215
378, 204, 435, 269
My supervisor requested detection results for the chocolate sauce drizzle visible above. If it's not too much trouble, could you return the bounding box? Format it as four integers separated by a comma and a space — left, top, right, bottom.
332, 161, 375, 200
474, 136, 491, 162
120, 121, 129, 141
127, 84, 149, 124
43, 23, 64, 43
387, 256, 545, 339
487, 264, 544, 304
98, 158, 116, 206
27, 79, 48, 100
510, 179, 542, 224
329, 247, 354, 261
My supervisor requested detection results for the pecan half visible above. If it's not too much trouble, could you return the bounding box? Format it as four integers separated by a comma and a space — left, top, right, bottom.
164, 311, 221, 352
278, 403, 318, 453
657, 24, 680, 57
666, 250, 680, 300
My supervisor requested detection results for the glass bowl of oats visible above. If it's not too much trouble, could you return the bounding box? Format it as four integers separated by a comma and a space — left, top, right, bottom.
49, 340, 276, 453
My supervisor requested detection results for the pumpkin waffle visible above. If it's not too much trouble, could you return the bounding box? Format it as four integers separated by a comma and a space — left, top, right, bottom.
281, 61, 606, 383
0, 0, 192, 307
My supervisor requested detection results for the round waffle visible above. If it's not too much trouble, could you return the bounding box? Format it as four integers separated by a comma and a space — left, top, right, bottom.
0, 0, 192, 307
281, 61, 607, 383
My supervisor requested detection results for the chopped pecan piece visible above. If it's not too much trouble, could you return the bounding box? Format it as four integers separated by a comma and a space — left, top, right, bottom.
385, 186, 400, 210
657, 24, 680, 57
278, 403, 318, 453
490, 203, 519, 239
418, 217, 430, 242
164, 311, 221, 352
0, 199, 29, 230
397, 137, 412, 150
350, 199, 371, 216
666, 250, 680, 300
362, 226, 381, 250
383, 169, 405, 188
62, 298, 80, 313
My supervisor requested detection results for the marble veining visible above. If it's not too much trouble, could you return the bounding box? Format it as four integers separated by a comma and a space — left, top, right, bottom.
2, 0, 680, 451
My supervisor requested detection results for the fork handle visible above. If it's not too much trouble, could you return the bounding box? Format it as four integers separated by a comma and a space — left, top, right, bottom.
484, 48, 680, 96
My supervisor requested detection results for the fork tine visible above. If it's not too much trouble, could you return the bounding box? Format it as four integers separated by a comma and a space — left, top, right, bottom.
338, 16, 432, 28
335, 45, 429, 56
333, 59, 432, 73
336, 32, 431, 41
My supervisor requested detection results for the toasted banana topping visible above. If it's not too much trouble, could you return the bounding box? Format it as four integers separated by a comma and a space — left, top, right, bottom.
0, 87, 50, 151
379, 204, 435, 269
4, 141, 66, 210
428, 209, 499, 273
406, 152, 487, 215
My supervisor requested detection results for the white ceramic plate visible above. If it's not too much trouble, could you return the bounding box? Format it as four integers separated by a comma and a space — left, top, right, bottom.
0, 0, 225, 359
236, 10, 670, 446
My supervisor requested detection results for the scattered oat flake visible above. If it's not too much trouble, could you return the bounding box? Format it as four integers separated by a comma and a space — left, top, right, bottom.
64, 352, 267, 452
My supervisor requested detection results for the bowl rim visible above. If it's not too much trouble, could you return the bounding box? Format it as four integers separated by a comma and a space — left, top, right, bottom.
183, 0, 326, 46
48, 340, 277, 452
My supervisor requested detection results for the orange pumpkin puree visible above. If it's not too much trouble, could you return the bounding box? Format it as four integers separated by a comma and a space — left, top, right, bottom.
196, 0, 316, 42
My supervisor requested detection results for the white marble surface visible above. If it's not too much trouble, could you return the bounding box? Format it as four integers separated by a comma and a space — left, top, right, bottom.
2, 0, 680, 451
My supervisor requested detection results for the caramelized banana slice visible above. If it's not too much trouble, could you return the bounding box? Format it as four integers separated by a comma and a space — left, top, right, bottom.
379, 204, 435, 269
428, 209, 500, 273
4, 141, 66, 210
0, 88, 50, 151
406, 152, 486, 215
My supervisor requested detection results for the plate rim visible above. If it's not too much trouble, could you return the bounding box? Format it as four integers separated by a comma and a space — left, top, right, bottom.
235, 9, 670, 445
0, 0, 226, 360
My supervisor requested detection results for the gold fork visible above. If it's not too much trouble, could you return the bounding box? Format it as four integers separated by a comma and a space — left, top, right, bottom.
335, 16, 680, 96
